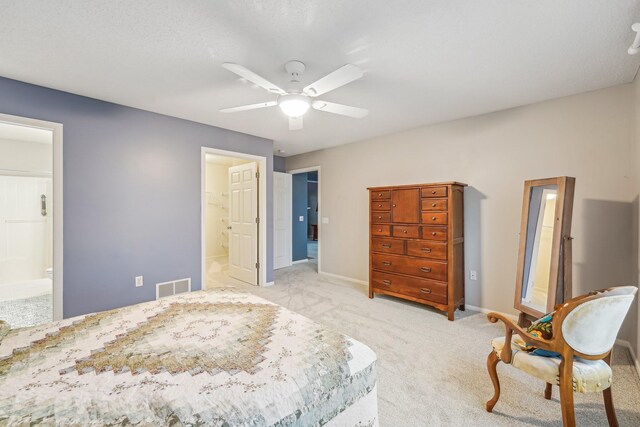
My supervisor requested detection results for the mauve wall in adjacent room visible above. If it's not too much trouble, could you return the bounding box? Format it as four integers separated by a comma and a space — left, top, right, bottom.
292, 173, 308, 262
274, 155, 286, 173
0, 77, 274, 318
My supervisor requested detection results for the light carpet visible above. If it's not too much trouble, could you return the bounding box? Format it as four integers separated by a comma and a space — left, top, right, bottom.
0, 293, 52, 328
210, 263, 640, 426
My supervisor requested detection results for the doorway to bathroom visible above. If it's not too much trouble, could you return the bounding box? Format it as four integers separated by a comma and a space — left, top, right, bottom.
0, 114, 63, 328
201, 148, 267, 288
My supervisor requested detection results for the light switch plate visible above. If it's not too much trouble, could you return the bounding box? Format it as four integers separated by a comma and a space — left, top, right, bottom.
135, 276, 144, 287
469, 270, 477, 281
299, 216, 304, 222
322, 217, 329, 224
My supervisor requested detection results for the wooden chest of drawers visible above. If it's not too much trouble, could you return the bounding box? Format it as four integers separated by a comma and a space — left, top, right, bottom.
368, 182, 467, 320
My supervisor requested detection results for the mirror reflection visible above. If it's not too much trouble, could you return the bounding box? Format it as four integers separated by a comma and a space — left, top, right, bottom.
521, 185, 557, 313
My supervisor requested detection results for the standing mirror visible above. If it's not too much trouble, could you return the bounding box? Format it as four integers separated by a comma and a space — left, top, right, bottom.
514, 177, 575, 325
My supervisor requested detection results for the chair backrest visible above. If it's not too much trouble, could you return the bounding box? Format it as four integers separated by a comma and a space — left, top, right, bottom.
561, 286, 637, 356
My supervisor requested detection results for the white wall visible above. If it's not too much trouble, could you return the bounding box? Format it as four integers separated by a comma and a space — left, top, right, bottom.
287, 84, 638, 348
0, 138, 52, 174
205, 162, 230, 259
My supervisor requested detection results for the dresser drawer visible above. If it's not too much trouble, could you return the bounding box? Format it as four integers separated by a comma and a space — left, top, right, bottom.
371, 200, 391, 211
371, 225, 391, 236
372, 254, 447, 281
371, 237, 405, 255
421, 226, 448, 241
421, 212, 448, 225
371, 271, 447, 305
422, 198, 448, 211
371, 190, 391, 200
392, 225, 420, 238
421, 186, 448, 198
406, 240, 447, 260
372, 212, 391, 223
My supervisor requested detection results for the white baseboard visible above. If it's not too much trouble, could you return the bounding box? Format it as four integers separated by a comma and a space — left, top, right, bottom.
263, 281, 274, 288
319, 271, 368, 287
292, 259, 308, 265
615, 338, 640, 377
465, 304, 518, 320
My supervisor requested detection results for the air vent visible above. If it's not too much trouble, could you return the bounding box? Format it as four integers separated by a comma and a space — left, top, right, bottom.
156, 278, 191, 300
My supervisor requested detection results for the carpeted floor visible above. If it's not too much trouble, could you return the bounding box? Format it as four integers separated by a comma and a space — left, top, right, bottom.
209, 262, 640, 426
0, 293, 52, 328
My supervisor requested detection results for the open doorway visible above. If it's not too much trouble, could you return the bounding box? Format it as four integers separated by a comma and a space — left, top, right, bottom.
201, 148, 267, 289
0, 114, 63, 328
289, 167, 321, 273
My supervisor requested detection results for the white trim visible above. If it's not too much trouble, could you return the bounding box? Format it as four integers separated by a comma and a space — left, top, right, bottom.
0, 113, 63, 321
264, 281, 275, 287
615, 338, 640, 377
287, 166, 322, 274
201, 147, 267, 288
320, 271, 368, 287
465, 304, 518, 320
292, 259, 309, 265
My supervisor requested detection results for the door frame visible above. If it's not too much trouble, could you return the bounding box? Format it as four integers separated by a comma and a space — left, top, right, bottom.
287, 166, 321, 274
0, 113, 64, 321
200, 147, 267, 287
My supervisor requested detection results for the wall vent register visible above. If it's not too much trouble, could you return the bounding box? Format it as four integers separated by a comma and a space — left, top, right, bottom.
368, 182, 467, 320
156, 278, 191, 299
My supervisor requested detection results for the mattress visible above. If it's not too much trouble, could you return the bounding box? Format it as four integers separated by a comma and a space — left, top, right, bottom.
0, 288, 378, 426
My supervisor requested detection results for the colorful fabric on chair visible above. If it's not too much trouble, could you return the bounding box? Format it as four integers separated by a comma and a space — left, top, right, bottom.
525, 312, 560, 357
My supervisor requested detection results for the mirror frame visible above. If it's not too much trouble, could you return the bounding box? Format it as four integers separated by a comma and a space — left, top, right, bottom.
514, 176, 575, 320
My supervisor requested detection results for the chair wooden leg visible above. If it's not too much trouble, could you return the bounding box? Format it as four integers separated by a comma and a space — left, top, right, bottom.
603, 387, 619, 427
558, 355, 576, 427
603, 352, 618, 427
544, 382, 552, 400
486, 351, 501, 412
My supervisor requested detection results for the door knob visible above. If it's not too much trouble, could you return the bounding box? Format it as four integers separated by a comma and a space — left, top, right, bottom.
227, 226, 232, 230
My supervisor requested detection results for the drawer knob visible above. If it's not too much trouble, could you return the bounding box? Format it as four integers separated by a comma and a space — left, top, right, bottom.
383, 261, 392, 266
421, 247, 432, 253
393, 204, 397, 207
431, 190, 436, 194
431, 203, 436, 207
378, 204, 382, 207
382, 244, 391, 248
378, 216, 382, 219
431, 232, 437, 236
403, 230, 408, 233
420, 288, 432, 294
420, 267, 432, 273
378, 193, 383, 196
431, 216, 437, 221
378, 228, 382, 232
382, 280, 391, 285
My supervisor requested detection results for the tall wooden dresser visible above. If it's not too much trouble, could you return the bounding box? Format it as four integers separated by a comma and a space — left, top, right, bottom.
368, 182, 467, 320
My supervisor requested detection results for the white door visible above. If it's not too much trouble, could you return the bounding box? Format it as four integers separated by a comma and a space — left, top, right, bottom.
228, 162, 258, 285
273, 172, 292, 270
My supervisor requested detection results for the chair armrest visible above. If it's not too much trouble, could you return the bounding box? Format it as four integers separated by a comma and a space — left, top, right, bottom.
487, 312, 556, 363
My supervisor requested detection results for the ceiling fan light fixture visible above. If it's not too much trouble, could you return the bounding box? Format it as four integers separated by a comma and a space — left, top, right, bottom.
278, 94, 311, 117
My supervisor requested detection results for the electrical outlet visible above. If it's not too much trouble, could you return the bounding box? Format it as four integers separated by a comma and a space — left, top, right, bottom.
299, 216, 304, 222
469, 270, 477, 281
322, 217, 329, 224
135, 276, 144, 287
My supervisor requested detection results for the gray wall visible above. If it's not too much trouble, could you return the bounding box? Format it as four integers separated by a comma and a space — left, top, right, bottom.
0, 77, 274, 318
274, 155, 286, 173
292, 173, 308, 261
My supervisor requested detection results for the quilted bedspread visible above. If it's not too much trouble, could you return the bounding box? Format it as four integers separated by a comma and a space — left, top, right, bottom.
0, 288, 377, 426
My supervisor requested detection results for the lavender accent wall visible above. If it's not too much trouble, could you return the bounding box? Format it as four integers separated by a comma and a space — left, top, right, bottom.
0, 77, 274, 318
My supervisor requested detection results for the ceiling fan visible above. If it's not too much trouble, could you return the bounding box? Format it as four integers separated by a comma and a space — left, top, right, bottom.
220, 60, 368, 130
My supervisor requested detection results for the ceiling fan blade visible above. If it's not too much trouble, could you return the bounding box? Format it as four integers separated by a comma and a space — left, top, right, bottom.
303, 64, 363, 97
289, 116, 303, 131
220, 101, 277, 113
222, 63, 287, 95
312, 100, 368, 118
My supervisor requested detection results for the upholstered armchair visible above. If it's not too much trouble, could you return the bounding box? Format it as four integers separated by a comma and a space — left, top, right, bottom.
485, 286, 637, 427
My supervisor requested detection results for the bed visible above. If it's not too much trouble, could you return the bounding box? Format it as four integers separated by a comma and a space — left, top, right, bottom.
0, 287, 378, 426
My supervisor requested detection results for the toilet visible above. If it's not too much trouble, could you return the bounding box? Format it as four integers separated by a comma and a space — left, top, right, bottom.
46, 267, 53, 280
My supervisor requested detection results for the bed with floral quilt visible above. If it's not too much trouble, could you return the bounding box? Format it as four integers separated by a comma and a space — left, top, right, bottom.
0, 287, 378, 426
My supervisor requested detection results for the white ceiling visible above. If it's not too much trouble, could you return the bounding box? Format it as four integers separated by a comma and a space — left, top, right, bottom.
0, 122, 52, 144
1, 1, 639, 156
